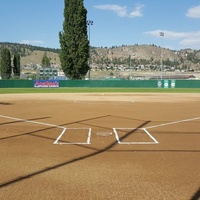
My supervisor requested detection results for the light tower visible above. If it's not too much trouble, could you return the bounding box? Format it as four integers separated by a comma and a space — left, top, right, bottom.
87, 20, 93, 80
160, 32, 164, 80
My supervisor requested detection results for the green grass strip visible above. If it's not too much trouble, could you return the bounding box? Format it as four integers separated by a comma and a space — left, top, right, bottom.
0, 88, 200, 94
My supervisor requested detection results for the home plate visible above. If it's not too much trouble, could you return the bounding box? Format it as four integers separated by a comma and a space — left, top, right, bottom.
97, 132, 113, 137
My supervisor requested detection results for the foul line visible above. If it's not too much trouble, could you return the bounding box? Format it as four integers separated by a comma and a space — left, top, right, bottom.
0, 115, 65, 129
145, 117, 200, 129
1, 115, 199, 145
0, 115, 92, 145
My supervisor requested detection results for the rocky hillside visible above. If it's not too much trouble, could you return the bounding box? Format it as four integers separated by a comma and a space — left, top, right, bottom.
92, 45, 200, 70
0, 42, 200, 71
93, 44, 175, 60
0, 42, 60, 66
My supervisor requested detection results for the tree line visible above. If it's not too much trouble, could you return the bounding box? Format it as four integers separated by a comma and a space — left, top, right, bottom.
1, 0, 90, 80
0, 48, 20, 79
0, 42, 60, 56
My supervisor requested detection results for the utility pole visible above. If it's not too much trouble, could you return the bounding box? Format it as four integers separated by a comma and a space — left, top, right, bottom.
129, 55, 132, 80
160, 32, 164, 80
87, 20, 93, 80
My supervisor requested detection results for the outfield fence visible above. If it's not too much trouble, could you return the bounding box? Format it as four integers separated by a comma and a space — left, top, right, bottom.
0, 79, 200, 88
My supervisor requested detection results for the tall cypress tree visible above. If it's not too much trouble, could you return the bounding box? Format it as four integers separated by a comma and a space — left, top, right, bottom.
59, 0, 89, 80
13, 51, 21, 77
41, 52, 51, 68
0, 48, 12, 79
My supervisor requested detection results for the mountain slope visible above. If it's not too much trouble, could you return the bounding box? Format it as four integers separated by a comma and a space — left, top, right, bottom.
0, 42, 200, 70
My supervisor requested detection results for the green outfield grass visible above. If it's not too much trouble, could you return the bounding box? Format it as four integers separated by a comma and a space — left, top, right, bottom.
0, 88, 200, 94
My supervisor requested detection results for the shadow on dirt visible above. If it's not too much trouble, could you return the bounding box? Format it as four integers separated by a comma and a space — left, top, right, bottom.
0, 102, 14, 105
0, 117, 51, 141
0, 115, 110, 142
190, 188, 200, 200
0, 120, 150, 188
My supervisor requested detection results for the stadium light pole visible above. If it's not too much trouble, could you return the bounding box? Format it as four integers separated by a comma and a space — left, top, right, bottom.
160, 32, 164, 80
129, 55, 132, 80
87, 20, 93, 80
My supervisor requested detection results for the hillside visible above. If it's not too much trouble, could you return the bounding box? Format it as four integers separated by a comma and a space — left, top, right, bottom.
0, 42, 200, 71
20, 50, 60, 66
93, 45, 176, 60
0, 42, 60, 66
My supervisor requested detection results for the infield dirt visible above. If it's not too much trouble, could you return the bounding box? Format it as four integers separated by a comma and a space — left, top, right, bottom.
0, 93, 200, 200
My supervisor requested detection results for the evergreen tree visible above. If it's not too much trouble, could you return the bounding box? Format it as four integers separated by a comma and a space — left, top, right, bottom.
42, 52, 51, 68
0, 48, 12, 79
59, 0, 89, 80
13, 51, 21, 77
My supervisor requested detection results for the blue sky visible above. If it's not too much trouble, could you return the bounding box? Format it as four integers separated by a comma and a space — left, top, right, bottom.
0, 0, 200, 50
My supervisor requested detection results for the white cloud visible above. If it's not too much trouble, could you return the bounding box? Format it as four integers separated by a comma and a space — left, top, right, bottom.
180, 38, 200, 48
94, 4, 144, 18
20, 40, 44, 46
130, 4, 144, 17
179, 31, 200, 48
143, 5, 200, 49
144, 30, 200, 49
95, 4, 127, 17
144, 30, 189, 39
186, 5, 200, 18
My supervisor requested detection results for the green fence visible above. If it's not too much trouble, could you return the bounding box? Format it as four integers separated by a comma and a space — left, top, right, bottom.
0, 80, 33, 88
173, 80, 200, 88
59, 80, 158, 88
0, 79, 200, 88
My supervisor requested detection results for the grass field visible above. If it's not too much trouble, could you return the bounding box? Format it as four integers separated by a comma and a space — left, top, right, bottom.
0, 87, 200, 94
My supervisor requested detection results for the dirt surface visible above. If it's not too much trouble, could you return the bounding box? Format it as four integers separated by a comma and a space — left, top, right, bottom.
1, 92, 200, 102
0, 93, 200, 200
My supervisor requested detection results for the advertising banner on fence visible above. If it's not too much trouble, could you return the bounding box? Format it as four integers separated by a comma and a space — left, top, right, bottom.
157, 80, 162, 88
34, 80, 59, 88
171, 80, 176, 88
164, 80, 169, 88
157, 80, 176, 88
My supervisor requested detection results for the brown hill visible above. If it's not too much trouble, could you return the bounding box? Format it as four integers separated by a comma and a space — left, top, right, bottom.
92, 44, 178, 61
0, 42, 199, 70
21, 50, 60, 66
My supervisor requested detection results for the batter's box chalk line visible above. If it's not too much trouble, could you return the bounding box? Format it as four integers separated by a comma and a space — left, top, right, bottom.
54, 128, 92, 145
113, 128, 159, 145
2, 115, 199, 145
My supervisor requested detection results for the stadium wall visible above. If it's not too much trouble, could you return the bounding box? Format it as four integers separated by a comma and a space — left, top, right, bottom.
0, 80, 200, 88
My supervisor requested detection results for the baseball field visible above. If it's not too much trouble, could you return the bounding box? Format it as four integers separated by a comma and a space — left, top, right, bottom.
0, 88, 200, 200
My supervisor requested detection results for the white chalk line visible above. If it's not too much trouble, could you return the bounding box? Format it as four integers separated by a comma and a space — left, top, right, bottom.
143, 128, 159, 144
0, 115, 92, 145
53, 128, 66, 144
87, 128, 92, 144
113, 128, 159, 144
0, 114, 155, 145
54, 128, 92, 145
1, 115, 198, 145
118, 142, 157, 145
57, 142, 90, 145
0, 114, 65, 129
145, 117, 200, 129
73, 100, 135, 105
